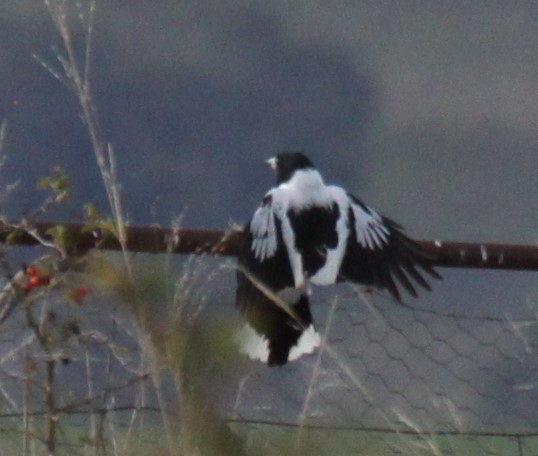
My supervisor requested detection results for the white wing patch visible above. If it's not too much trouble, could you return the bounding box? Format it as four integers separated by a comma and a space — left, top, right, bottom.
350, 199, 390, 250
288, 325, 321, 361
250, 195, 278, 261
236, 323, 320, 363
236, 324, 270, 363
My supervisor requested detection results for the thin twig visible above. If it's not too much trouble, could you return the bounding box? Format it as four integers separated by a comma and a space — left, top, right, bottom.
44, 359, 57, 455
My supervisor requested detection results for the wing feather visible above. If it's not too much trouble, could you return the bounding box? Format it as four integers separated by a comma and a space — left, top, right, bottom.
350, 199, 390, 250
339, 194, 440, 300
250, 194, 278, 262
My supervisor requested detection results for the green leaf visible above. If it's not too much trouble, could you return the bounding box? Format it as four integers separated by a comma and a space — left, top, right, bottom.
37, 166, 69, 202
45, 224, 75, 250
82, 203, 117, 237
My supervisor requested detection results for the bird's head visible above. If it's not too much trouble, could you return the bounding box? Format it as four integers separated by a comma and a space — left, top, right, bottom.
266, 152, 315, 184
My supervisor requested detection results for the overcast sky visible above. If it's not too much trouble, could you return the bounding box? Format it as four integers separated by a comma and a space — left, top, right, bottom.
1, 1, 537, 241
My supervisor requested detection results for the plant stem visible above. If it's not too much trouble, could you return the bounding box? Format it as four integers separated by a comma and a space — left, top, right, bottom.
45, 359, 57, 455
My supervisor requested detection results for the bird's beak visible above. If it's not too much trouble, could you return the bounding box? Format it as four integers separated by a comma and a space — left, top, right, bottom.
265, 157, 277, 170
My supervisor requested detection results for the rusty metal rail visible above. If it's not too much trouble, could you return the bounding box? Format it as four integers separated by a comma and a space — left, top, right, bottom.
1, 220, 538, 271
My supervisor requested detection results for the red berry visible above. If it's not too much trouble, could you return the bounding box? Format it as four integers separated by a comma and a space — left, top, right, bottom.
74, 286, 89, 303
25, 265, 37, 277
28, 276, 41, 287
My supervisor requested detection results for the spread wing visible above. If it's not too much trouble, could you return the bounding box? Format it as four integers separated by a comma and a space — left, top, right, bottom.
235, 193, 318, 365
249, 194, 279, 262
339, 195, 441, 301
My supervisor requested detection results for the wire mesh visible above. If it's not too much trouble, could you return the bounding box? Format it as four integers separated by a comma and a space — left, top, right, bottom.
216, 268, 538, 455
0, 255, 537, 455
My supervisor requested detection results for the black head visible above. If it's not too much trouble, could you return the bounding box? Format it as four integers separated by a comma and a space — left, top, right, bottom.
266, 152, 315, 184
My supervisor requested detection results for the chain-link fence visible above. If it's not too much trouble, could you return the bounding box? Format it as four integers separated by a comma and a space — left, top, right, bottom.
2, 252, 537, 454
223, 282, 538, 455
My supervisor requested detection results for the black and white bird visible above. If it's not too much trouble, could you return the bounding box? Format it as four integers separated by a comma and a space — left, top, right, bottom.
235, 152, 440, 366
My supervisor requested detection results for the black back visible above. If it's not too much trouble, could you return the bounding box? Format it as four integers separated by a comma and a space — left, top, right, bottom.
287, 203, 340, 277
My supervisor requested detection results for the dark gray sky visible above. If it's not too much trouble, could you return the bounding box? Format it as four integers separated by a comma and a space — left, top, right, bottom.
2, 1, 537, 242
